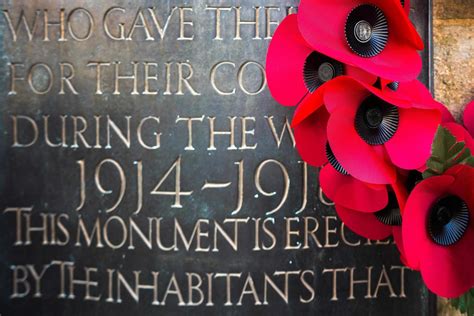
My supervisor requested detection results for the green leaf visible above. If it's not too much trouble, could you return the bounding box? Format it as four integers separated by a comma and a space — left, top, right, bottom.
426, 158, 444, 173
462, 155, 474, 167
450, 289, 474, 316
422, 169, 438, 179
423, 126, 474, 179
433, 126, 457, 159
446, 148, 470, 166
449, 141, 466, 156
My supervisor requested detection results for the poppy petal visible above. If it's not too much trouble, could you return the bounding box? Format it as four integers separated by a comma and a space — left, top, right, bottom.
417, 166, 474, 297
382, 80, 444, 110
345, 64, 378, 85
298, 0, 423, 81
292, 87, 325, 127
439, 104, 456, 123
336, 204, 392, 240
322, 77, 370, 113
402, 175, 455, 269
327, 105, 397, 184
366, 78, 441, 110
420, 230, 474, 298
385, 108, 441, 170
266, 15, 312, 106
319, 164, 388, 212
324, 77, 436, 112
392, 227, 408, 266
448, 165, 474, 209
402, 0, 411, 16
294, 107, 329, 167
463, 100, 474, 136
392, 179, 408, 213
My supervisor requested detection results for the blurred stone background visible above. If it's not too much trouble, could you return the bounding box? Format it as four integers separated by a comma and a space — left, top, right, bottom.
433, 0, 473, 315
433, 0, 473, 118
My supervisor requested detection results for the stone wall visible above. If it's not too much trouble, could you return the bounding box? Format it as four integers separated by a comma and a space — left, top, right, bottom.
433, 0, 473, 117
433, 0, 473, 315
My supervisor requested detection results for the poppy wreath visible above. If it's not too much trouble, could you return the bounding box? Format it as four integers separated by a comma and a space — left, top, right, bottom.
265, 0, 474, 313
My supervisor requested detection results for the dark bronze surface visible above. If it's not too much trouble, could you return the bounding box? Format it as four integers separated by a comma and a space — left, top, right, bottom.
0, 0, 435, 315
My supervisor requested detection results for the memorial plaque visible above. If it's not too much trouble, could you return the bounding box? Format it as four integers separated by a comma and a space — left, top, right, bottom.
0, 0, 436, 315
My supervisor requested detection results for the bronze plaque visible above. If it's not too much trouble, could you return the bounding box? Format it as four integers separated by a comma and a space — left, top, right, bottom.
0, 0, 435, 315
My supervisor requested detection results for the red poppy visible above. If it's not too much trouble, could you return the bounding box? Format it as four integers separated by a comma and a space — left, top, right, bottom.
266, 14, 376, 107
463, 100, 474, 137
294, 99, 389, 210
297, 0, 423, 81
402, 165, 474, 297
321, 76, 441, 184
294, 100, 389, 216
333, 178, 408, 262
291, 77, 447, 171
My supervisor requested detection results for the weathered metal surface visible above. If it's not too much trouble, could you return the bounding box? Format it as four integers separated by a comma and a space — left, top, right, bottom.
0, 0, 434, 315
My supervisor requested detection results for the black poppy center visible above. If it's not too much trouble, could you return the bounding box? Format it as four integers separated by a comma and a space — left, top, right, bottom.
355, 95, 399, 145
354, 20, 373, 43
364, 107, 383, 128
375, 192, 402, 226
345, 4, 389, 57
303, 52, 344, 93
428, 195, 470, 246
318, 62, 336, 82
435, 206, 453, 226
